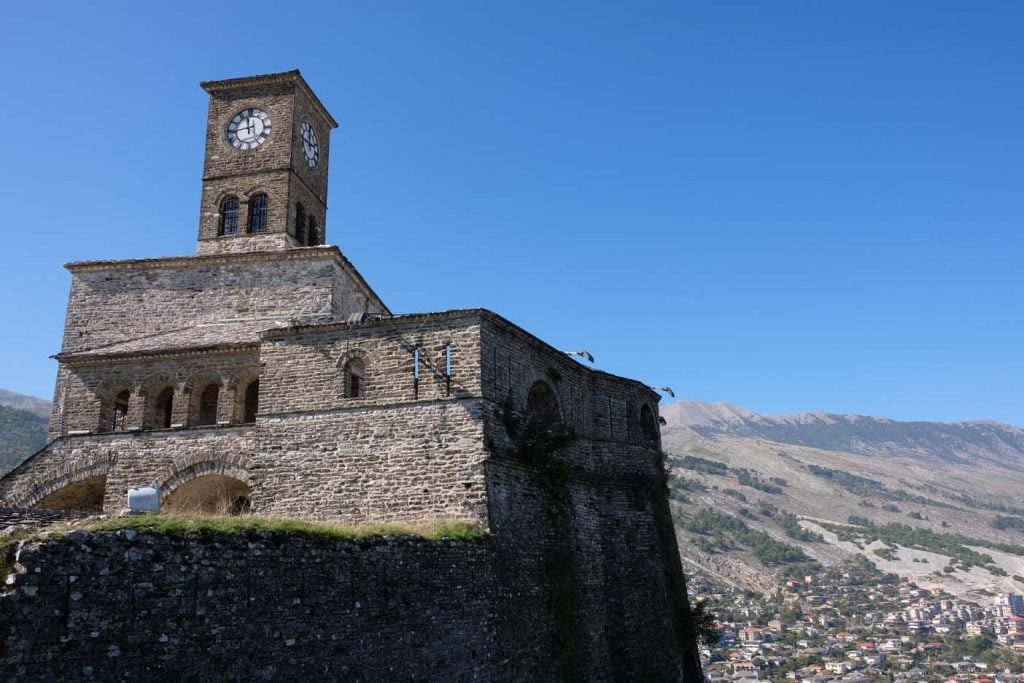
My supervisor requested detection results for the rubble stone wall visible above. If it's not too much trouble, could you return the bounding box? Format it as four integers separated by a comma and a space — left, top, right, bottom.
0, 530, 500, 681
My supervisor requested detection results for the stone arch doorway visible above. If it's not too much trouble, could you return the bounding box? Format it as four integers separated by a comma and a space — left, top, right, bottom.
32, 475, 107, 512
162, 474, 251, 515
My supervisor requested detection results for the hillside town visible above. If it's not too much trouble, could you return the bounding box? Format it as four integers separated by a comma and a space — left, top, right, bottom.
693, 561, 1024, 682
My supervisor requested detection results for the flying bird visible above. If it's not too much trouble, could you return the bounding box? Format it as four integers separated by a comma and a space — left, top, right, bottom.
649, 386, 675, 398
565, 350, 595, 363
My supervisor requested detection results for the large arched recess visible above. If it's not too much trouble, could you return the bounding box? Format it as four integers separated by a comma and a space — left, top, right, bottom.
160, 462, 252, 515
32, 475, 107, 512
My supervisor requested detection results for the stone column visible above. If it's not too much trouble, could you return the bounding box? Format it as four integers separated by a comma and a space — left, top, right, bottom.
126, 391, 146, 431
217, 382, 235, 425
172, 388, 190, 428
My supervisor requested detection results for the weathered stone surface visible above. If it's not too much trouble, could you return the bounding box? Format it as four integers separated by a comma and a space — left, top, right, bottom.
0, 531, 499, 681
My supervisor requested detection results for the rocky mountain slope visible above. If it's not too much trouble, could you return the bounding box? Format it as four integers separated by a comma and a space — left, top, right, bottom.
0, 388, 50, 420
662, 401, 1024, 595
0, 388, 50, 475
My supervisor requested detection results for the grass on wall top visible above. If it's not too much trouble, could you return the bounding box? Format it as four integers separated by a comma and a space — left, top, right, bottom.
80, 515, 489, 542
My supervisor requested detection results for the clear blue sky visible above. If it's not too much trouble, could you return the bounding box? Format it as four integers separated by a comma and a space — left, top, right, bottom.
0, 2, 1020, 425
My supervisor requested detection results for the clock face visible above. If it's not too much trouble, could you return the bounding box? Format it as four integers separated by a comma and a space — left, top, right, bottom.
300, 121, 320, 168
227, 108, 272, 150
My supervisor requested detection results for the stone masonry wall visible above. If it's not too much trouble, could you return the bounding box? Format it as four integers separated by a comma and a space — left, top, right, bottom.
259, 312, 482, 415
55, 351, 259, 436
254, 312, 489, 524
478, 314, 698, 680
0, 426, 257, 513
60, 252, 339, 354
1, 530, 499, 681
198, 80, 296, 243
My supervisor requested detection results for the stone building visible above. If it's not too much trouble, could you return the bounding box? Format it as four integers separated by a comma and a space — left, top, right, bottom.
0, 71, 701, 679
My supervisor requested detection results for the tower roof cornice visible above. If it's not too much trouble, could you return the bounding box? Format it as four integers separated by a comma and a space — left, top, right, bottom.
200, 69, 339, 128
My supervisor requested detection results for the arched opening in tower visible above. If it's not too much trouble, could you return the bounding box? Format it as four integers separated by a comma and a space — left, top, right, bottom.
162, 474, 251, 516
32, 475, 107, 512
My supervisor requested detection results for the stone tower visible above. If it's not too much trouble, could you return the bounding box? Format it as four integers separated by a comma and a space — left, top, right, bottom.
196, 71, 338, 255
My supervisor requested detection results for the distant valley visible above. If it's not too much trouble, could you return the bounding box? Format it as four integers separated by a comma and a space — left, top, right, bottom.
661, 400, 1024, 596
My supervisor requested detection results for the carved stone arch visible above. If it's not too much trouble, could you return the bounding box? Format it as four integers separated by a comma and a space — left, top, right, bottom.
139, 373, 178, 393
94, 375, 135, 433
213, 188, 242, 206
94, 374, 135, 398
227, 368, 261, 423
17, 452, 116, 511
240, 184, 271, 201
525, 377, 563, 424
184, 371, 225, 394
337, 348, 371, 398
158, 457, 252, 515
639, 402, 659, 443
225, 368, 259, 391
139, 373, 181, 430
184, 372, 225, 426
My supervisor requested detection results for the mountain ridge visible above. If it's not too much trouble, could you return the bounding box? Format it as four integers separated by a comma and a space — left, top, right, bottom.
0, 387, 51, 420
660, 400, 1024, 596
662, 399, 1024, 470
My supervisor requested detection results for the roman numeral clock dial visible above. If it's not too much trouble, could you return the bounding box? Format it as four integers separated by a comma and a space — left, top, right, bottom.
226, 108, 272, 150
301, 121, 320, 168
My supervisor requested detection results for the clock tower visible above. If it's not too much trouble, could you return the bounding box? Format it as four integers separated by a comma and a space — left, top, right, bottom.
196, 70, 338, 255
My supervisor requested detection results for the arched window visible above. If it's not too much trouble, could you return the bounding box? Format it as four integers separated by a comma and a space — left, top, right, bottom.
243, 380, 259, 423
640, 404, 659, 442
248, 193, 268, 234
526, 380, 560, 425
197, 383, 219, 426
307, 216, 320, 246
294, 203, 306, 245
154, 386, 174, 429
219, 197, 240, 236
343, 357, 365, 398
112, 390, 130, 432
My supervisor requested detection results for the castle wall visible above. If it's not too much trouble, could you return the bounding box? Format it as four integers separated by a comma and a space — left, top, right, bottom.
253, 312, 489, 524
479, 314, 662, 446
254, 403, 488, 524
60, 253, 341, 354
1, 530, 499, 681
478, 315, 694, 679
259, 312, 482, 414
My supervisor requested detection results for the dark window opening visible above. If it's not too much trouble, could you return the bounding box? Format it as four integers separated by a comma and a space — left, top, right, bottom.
248, 194, 268, 234
112, 390, 130, 432
155, 387, 174, 429
219, 197, 240, 236
344, 358, 365, 398
640, 404, 659, 442
197, 384, 219, 426
243, 380, 259, 423
294, 203, 306, 245
526, 380, 560, 425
